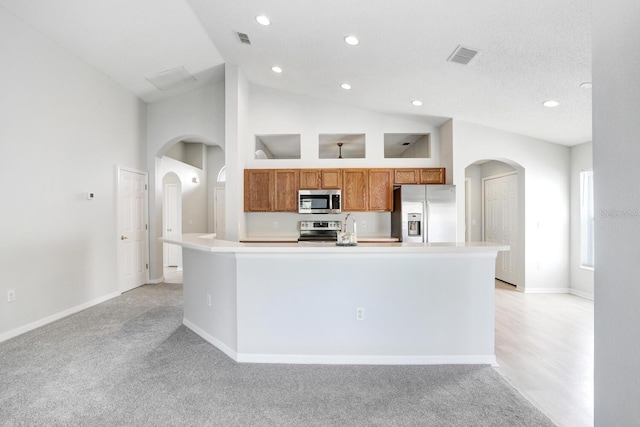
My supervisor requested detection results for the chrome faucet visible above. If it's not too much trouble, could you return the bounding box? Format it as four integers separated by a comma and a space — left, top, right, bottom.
344, 213, 357, 241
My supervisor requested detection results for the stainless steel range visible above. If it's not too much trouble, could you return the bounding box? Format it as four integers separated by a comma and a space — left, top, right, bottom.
298, 220, 342, 242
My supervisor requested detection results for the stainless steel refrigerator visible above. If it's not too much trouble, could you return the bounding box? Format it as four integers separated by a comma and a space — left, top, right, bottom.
391, 185, 457, 242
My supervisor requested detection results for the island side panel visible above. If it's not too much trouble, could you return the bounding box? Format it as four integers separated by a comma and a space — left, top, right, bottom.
235, 252, 496, 364
182, 248, 238, 359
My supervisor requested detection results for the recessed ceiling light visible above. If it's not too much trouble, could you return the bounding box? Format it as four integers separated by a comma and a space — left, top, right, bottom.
411, 100, 423, 107
543, 100, 560, 108
271, 66, 282, 74
580, 82, 593, 89
256, 15, 270, 26
344, 35, 359, 46
341, 83, 352, 90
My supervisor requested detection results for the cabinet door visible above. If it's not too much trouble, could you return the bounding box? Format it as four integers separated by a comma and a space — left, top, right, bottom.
394, 169, 419, 184
244, 169, 274, 212
342, 169, 368, 211
321, 169, 342, 189
274, 169, 299, 212
368, 169, 393, 211
420, 168, 445, 184
299, 169, 320, 189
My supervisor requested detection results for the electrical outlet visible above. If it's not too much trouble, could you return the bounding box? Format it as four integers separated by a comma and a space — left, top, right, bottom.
362, 220, 367, 228
206, 294, 212, 306
7, 289, 16, 303
273, 221, 278, 229
356, 307, 365, 321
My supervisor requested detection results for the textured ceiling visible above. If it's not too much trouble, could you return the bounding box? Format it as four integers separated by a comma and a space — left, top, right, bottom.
0, 0, 591, 145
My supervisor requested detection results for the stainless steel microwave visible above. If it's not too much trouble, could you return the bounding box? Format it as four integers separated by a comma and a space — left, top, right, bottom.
298, 189, 341, 214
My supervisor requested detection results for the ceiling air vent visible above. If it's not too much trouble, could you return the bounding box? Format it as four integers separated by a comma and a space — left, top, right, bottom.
145, 66, 196, 91
236, 32, 251, 45
447, 45, 479, 65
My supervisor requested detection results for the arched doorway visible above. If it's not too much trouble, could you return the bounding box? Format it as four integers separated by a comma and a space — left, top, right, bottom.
465, 159, 525, 289
153, 136, 226, 280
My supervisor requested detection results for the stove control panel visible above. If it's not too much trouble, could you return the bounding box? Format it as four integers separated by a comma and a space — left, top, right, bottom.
299, 220, 342, 231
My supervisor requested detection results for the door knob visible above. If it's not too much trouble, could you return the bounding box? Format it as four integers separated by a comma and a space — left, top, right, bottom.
121, 235, 128, 240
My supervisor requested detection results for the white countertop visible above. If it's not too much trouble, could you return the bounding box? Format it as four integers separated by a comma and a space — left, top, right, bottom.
163, 233, 509, 254
239, 236, 400, 243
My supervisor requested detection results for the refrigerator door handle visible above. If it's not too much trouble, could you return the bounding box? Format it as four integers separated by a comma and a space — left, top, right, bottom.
423, 201, 428, 243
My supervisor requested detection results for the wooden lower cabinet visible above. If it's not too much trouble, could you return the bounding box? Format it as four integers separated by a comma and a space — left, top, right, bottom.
368, 169, 393, 211
342, 169, 368, 211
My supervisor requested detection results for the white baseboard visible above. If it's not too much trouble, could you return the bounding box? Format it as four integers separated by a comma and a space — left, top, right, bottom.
182, 319, 496, 366
0, 291, 121, 343
183, 318, 238, 361
523, 287, 570, 294
236, 353, 497, 366
147, 277, 164, 284
569, 289, 594, 300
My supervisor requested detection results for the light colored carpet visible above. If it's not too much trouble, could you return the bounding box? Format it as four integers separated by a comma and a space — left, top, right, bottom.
0, 283, 555, 426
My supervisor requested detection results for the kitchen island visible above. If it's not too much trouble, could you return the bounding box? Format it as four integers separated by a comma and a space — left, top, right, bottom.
162, 234, 508, 365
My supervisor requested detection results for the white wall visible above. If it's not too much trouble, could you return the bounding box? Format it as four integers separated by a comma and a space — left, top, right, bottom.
241, 84, 443, 238
569, 142, 594, 299
451, 119, 570, 292
146, 82, 225, 280
0, 7, 146, 339
593, 0, 640, 423
247, 84, 442, 170
224, 64, 249, 242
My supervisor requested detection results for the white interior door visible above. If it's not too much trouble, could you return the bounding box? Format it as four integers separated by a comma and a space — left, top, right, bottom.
118, 169, 148, 292
484, 173, 519, 285
163, 183, 182, 268
214, 187, 226, 240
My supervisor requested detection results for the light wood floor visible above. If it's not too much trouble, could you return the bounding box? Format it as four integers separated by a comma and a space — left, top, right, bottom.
494, 280, 594, 427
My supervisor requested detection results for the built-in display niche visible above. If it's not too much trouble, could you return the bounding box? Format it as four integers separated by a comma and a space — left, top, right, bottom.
319, 134, 365, 159
384, 133, 430, 158
254, 134, 301, 159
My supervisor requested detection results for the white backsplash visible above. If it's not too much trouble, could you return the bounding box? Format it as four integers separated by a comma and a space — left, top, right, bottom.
245, 212, 391, 237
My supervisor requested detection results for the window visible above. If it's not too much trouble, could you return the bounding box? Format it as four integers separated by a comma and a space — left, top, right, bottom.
580, 170, 594, 269
217, 166, 226, 183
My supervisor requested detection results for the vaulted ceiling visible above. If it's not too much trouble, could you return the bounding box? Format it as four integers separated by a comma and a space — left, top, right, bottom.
0, 0, 591, 145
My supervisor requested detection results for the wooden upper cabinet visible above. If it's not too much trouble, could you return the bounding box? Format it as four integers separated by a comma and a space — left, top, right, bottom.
299, 170, 320, 189
244, 169, 274, 212
420, 168, 445, 184
394, 168, 445, 185
299, 169, 342, 189
368, 169, 393, 211
320, 169, 342, 189
245, 166, 445, 213
274, 169, 298, 212
394, 169, 419, 184
342, 169, 368, 212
